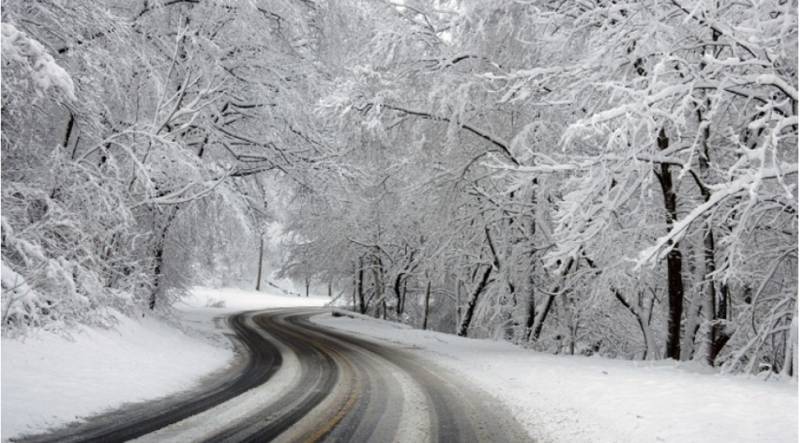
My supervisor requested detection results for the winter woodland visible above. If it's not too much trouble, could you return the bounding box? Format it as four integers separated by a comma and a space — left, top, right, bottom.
1, 1, 797, 376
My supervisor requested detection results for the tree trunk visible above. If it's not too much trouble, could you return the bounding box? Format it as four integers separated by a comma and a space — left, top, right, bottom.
149, 206, 180, 310
525, 284, 536, 341
372, 254, 385, 318
401, 278, 408, 317
455, 279, 463, 328
655, 128, 684, 360
150, 242, 165, 310
63, 112, 75, 152
692, 99, 730, 365
696, 226, 720, 364
568, 321, 576, 355
351, 263, 358, 311
530, 293, 555, 343
457, 264, 492, 337
524, 178, 538, 341
305, 277, 310, 297
614, 290, 657, 360
709, 303, 732, 364
357, 256, 366, 313
394, 272, 405, 316
530, 257, 575, 342
681, 291, 702, 361
781, 313, 797, 378
255, 236, 264, 291
422, 280, 431, 330
700, 26, 730, 366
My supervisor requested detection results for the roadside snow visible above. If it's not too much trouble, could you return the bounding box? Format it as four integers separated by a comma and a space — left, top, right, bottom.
1, 313, 231, 440
314, 312, 799, 443
182, 286, 329, 313
1, 287, 328, 441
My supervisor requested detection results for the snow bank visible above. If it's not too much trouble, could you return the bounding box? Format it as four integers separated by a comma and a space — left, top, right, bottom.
1, 286, 329, 441
1, 313, 231, 440
314, 312, 798, 443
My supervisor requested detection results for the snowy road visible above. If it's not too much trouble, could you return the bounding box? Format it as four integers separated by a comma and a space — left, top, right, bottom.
19, 308, 530, 443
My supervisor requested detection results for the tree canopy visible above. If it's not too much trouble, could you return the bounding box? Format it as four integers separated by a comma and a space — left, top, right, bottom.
2, 0, 796, 375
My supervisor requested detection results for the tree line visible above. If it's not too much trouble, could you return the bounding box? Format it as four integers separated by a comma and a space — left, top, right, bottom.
279, 0, 797, 375
1, 1, 796, 376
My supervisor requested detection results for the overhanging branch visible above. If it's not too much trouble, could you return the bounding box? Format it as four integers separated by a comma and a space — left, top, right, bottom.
381, 103, 520, 166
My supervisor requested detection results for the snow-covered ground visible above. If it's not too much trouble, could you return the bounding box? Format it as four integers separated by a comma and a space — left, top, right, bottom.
183, 286, 330, 313
314, 312, 799, 443
0, 287, 329, 441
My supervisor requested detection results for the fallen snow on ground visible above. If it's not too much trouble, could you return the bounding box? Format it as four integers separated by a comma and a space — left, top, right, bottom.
1, 287, 328, 441
0, 312, 231, 440
182, 286, 329, 313
314, 312, 798, 443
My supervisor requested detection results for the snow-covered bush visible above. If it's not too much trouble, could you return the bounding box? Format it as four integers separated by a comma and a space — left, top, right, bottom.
1, 21, 137, 334
0, 152, 150, 335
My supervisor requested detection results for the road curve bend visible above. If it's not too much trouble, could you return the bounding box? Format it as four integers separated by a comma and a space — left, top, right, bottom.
17, 308, 531, 443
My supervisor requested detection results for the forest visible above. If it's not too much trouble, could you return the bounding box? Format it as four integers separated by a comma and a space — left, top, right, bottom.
1, 0, 797, 376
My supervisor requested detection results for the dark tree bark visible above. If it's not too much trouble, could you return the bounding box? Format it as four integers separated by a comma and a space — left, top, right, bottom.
422, 280, 431, 330
255, 236, 264, 291
700, 225, 725, 364
529, 257, 575, 342
530, 292, 555, 342
401, 278, 408, 316
525, 288, 536, 336
394, 272, 406, 316
63, 112, 75, 152
524, 179, 538, 340
357, 256, 366, 314
371, 253, 386, 319
352, 262, 358, 311
150, 246, 165, 310
654, 128, 684, 360
614, 290, 655, 360
692, 79, 730, 365
458, 264, 492, 337
149, 206, 180, 310
457, 227, 500, 336
710, 278, 732, 360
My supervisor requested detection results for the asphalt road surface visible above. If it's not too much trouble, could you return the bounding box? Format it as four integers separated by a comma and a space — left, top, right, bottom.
16, 308, 531, 443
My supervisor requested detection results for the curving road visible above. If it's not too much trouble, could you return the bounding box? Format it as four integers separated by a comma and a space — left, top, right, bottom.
17, 308, 531, 443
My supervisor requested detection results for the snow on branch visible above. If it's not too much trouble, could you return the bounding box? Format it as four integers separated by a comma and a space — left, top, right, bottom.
754, 74, 799, 102
485, 150, 687, 175
636, 164, 799, 269
564, 84, 690, 139
132, 171, 232, 208
1, 23, 76, 101
380, 103, 520, 166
